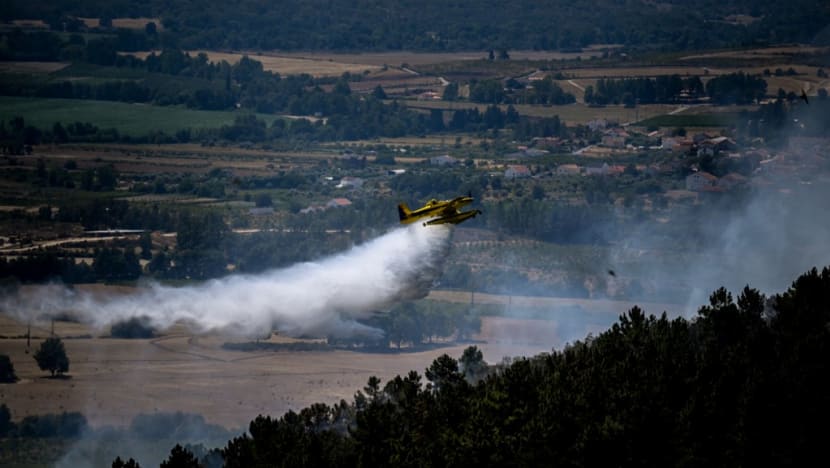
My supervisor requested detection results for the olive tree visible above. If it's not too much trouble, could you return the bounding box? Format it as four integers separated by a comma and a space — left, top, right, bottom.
33, 337, 69, 377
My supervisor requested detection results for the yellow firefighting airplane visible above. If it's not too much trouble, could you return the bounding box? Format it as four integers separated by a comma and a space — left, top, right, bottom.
398, 194, 482, 226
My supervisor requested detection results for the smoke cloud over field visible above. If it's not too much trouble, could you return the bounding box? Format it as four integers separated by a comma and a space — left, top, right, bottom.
675, 184, 830, 309
7, 224, 452, 338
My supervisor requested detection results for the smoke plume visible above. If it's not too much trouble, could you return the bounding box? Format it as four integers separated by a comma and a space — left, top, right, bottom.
6, 224, 452, 338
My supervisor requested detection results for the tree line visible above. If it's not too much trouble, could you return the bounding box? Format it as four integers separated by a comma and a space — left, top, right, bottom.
468, 77, 576, 106
6, 0, 829, 52
584, 75, 704, 106
583, 73, 769, 107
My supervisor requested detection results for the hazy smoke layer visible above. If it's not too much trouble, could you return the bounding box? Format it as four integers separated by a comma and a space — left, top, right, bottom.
7, 224, 452, 338
679, 183, 830, 309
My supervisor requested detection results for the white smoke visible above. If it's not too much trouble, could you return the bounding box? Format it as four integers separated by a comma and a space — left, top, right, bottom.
5, 224, 452, 339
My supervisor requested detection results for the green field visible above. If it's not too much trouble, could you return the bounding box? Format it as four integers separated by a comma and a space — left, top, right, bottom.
0, 96, 276, 136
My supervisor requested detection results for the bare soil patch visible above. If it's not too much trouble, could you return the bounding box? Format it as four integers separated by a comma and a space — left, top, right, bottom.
77, 17, 164, 31
263, 50, 607, 67
679, 45, 830, 61
127, 50, 381, 77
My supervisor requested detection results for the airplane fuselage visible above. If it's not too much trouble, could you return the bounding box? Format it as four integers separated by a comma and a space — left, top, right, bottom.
398, 195, 478, 226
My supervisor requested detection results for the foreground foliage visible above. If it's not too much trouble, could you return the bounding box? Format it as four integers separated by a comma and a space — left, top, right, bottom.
141, 266, 830, 467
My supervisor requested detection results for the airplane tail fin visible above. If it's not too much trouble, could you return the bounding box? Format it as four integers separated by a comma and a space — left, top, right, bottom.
397, 203, 412, 221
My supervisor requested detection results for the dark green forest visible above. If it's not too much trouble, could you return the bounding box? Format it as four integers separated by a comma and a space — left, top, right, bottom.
98, 266, 830, 466
4, 0, 830, 51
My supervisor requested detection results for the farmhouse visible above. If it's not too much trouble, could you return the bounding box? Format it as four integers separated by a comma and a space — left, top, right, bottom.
697, 136, 736, 156
601, 128, 629, 148
504, 164, 531, 179
301, 197, 353, 214
585, 163, 616, 176
327, 198, 352, 208
587, 118, 611, 132
662, 136, 694, 155
685, 171, 718, 191
556, 164, 581, 176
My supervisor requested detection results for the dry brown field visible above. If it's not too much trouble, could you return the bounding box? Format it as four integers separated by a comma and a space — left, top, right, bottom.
332, 134, 483, 149
404, 100, 679, 125
678, 45, 830, 61
0, 311, 550, 428
195, 51, 383, 77
264, 49, 608, 67
77, 17, 164, 31
565, 66, 715, 79
126, 50, 382, 77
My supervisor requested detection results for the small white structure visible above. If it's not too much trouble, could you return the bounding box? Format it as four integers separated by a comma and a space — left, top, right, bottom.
336, 176, 364, 189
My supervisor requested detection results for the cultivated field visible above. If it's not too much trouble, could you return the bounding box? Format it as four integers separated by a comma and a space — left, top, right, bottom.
255, 49, 611, 67
678, 45, 830, 61
78, 17, 164, 31
127, 50, 384, 77
0, 311, 551, 428
23, 144, 326, 178
404, 100, 680, 125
